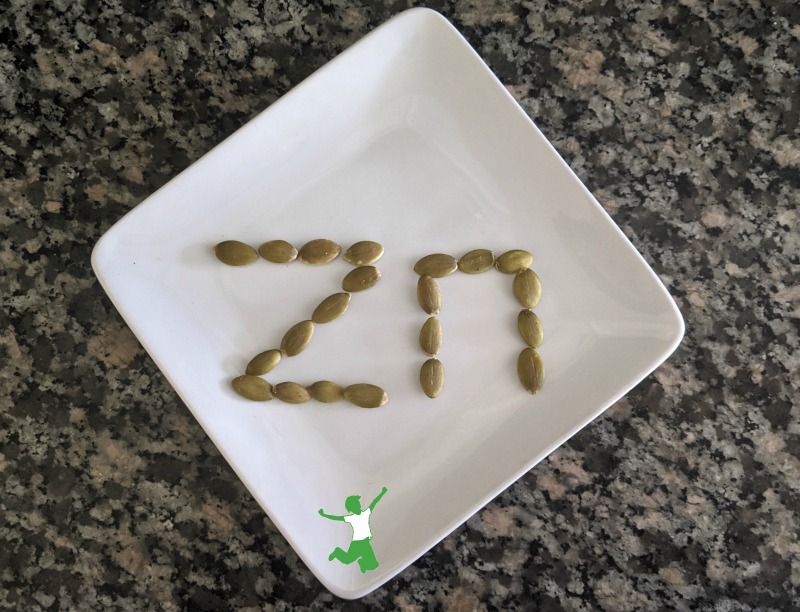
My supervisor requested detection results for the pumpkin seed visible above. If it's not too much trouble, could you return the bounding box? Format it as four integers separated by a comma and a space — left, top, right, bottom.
419, 317, 442, 356
344, 383, 388, 408
298, 239, 341, 264
517, 348, 545, 394
495, 249, 533, 273
274, 381, 311, 404
280, 320, 314, 356
342, 266, 380, 292
517, 309, 543, 348
213, 240, 258, 266
458, 249, 494, 274
258, 240, 297, 263
312, 292, 351, 324
413, 254, 457, 278
420, 358, 444, 398
232, 375, 273, 401
343, 241, 384, 266
309, 381, 344, 403
513, 268, 542, 308
245, 349, 282, 376
417, 275, 441, 315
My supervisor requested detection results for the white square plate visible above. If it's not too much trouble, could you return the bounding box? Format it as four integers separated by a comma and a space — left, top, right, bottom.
92, 8, 684, 599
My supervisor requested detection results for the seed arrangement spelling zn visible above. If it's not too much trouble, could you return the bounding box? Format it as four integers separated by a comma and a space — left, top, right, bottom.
215, 241, 544, 405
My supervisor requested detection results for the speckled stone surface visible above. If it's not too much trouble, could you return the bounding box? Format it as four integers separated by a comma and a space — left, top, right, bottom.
2, 0, 798, 609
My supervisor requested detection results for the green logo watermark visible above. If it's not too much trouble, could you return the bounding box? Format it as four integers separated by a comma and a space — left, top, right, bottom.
318, 486, 387, 573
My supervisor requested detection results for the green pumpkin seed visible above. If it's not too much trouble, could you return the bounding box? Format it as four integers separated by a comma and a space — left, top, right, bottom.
419, 317, 442, 356
495, 249, 534, 273
344, 383, 389, 408
312, 292, 351, 324
342, 266, 380, 292
258, 240, 297, 263
245, 349, 282, 376
413, 254, 457, 278
517, 310, 543, 349
420, 358, 444, 398
274, 381, 311, 404
417, 275, 441, 315
280, 320, 314, 356
343, 241, 384, 266
298, 239, 341, 264
458, 249, 494, 274
213, 240, 258, 266
308, 381, 344, 403
513, 268, 542, 308
231, 375, 273, 401
517, 348, 545, 394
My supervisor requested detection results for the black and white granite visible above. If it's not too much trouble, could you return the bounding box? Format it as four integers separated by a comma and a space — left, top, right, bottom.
1, 0, 798, 609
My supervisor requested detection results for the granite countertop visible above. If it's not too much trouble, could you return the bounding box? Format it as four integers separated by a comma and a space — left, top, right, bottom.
2, 0, 798, 609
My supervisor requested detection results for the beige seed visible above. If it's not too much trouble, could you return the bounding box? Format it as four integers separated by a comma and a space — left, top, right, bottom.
342, 266, 381, 292
517, 310, 544, 349
495, 249, 534, 274
312, 293, 351, 324
419, 317, 442, 356
458, 249, 494, 274
308, 381, 345, 403
417, 275, 441, 315
344, 383, 389, 408
420, 358, 444, 398
343, 241, 384, 266
245, 349, 282, 376
513, 268, 542, 308
280, 320, 314, 356
213, 240, 258, 266
274, 381, 311, 404
413, 253, 458, 278
231, 375, 273, 401
517, 348, 545, 394
298, 239, 341, 264
258, 240, 297, 263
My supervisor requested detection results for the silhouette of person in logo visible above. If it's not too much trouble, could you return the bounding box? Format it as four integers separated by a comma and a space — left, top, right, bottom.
318, 486, 387, 573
